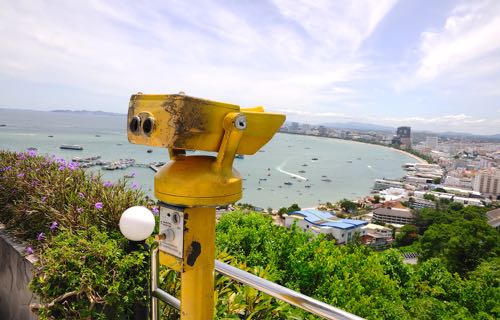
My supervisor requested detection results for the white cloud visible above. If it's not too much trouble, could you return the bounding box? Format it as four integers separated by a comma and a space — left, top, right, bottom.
271, 0, 397, 53
416, 0, 500, 81
0, 0, 395, 112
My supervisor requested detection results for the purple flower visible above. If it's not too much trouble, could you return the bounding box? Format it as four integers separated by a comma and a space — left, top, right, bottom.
58, 165, 66, 171
131, 182, 139, 189
19, 153, 26, 160
49, 221, 58, 231
17, 173, 25, 178
27, 150, 37, 157
41, 196, 46, 203
37, 232, 45, 241
103, 181, 113, 187
152, 207, 159, 215
26, 246, 33, 255
77, 207, 83, 213
67, 162, 79, 171
95, 202, 103, 209
56, 158, 66, 165
78, 192, 85, 198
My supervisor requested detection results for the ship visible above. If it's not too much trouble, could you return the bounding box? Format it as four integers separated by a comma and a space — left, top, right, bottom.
60, 144, 83, 150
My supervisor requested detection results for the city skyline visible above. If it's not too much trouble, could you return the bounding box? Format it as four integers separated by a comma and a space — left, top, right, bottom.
1, 0, 500, 134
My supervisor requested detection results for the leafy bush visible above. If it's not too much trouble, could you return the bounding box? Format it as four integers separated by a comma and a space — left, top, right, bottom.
0, 150, 148, 241
30, 227, 149, 319
0, 150, 152, 319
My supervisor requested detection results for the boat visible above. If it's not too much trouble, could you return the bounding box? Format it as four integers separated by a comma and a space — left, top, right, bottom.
312, 157, 318, 160
48, 135, 54, 138
347, 160, 352, 163
321, 175, 327, 177
321, 179, 332, 182
284, 182, 293, 185
0, 124, 6, 127
305, 185, 311, 188
298, 170, 306, 173
60, 144, 83, 150
95, 135, 101, 137
147, 149, 153, 153
302, 164, 308, 167
235, 154, 244, 159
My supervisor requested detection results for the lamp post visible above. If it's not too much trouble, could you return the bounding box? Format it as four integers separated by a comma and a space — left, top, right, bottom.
119, 206, 155, 320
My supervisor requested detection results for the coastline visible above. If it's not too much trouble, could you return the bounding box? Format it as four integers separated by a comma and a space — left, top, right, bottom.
389, 147, 428, 164
279, 131, 429, 164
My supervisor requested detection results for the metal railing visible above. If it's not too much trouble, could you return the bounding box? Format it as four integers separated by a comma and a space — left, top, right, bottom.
150, 245, 364, 320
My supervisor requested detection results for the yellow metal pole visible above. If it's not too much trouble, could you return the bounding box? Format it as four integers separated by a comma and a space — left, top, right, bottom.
180, 207, 216, 319
126, 93, 285, 320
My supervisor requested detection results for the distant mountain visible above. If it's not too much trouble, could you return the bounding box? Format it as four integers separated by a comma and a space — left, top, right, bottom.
435, 131, 500, 141
316, 121, 500, 141
51, 109, 125, 116
320, 122, 394, 132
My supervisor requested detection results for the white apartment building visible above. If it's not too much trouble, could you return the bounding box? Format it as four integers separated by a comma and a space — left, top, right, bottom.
473, 169, 500, 198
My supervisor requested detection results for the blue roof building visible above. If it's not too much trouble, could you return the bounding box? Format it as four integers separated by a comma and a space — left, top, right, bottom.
284, 209, 368, 244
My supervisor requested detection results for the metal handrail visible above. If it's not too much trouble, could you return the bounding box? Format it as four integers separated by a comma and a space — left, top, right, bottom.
150, 246, 363, 320
215, 260, 363, 320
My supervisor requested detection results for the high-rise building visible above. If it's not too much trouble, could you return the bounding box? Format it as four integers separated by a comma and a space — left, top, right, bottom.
473, 168, 500, 198
392, 126, 411, 149
318, 126, 327, 136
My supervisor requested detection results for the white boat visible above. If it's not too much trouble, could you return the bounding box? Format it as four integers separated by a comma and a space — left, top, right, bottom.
60, 144, 83, 150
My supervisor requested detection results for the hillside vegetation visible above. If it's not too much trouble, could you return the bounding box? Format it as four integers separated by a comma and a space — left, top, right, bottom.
0, 150, 498, 319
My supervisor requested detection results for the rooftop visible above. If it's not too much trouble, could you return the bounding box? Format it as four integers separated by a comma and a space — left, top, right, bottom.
372, 207, 413, 219
486, 208, 500, 228
289, 210, 367, 230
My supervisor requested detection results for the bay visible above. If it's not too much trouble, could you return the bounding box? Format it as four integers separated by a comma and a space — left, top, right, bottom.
0, 109, 415, 208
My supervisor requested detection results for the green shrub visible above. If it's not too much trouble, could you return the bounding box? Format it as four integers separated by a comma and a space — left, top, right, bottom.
0, 150, 153, 319
0, 150, 149, 241
30, 227, 149, 319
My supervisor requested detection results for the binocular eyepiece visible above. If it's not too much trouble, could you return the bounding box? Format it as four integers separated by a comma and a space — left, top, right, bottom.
127, 93, 285, 155
129, 114, 155, 136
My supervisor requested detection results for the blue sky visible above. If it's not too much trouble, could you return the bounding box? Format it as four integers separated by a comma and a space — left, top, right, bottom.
1, 0, 499, 134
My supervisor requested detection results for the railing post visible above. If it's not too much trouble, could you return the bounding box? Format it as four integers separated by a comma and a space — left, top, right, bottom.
150, 243, 160, 320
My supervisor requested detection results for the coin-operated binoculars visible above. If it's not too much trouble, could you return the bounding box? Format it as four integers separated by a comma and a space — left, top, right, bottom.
124, 93, 285, 319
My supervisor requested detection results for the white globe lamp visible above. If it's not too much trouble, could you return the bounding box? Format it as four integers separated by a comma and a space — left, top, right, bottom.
119, 206, 155, 241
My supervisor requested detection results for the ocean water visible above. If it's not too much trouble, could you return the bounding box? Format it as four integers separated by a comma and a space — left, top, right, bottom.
0, 109, 415, 208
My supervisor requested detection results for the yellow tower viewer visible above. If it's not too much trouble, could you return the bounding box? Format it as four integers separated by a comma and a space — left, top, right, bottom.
127, 93, 285, 319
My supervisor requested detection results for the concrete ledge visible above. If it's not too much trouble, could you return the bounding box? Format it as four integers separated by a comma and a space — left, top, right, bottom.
0, 224, 38, 320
